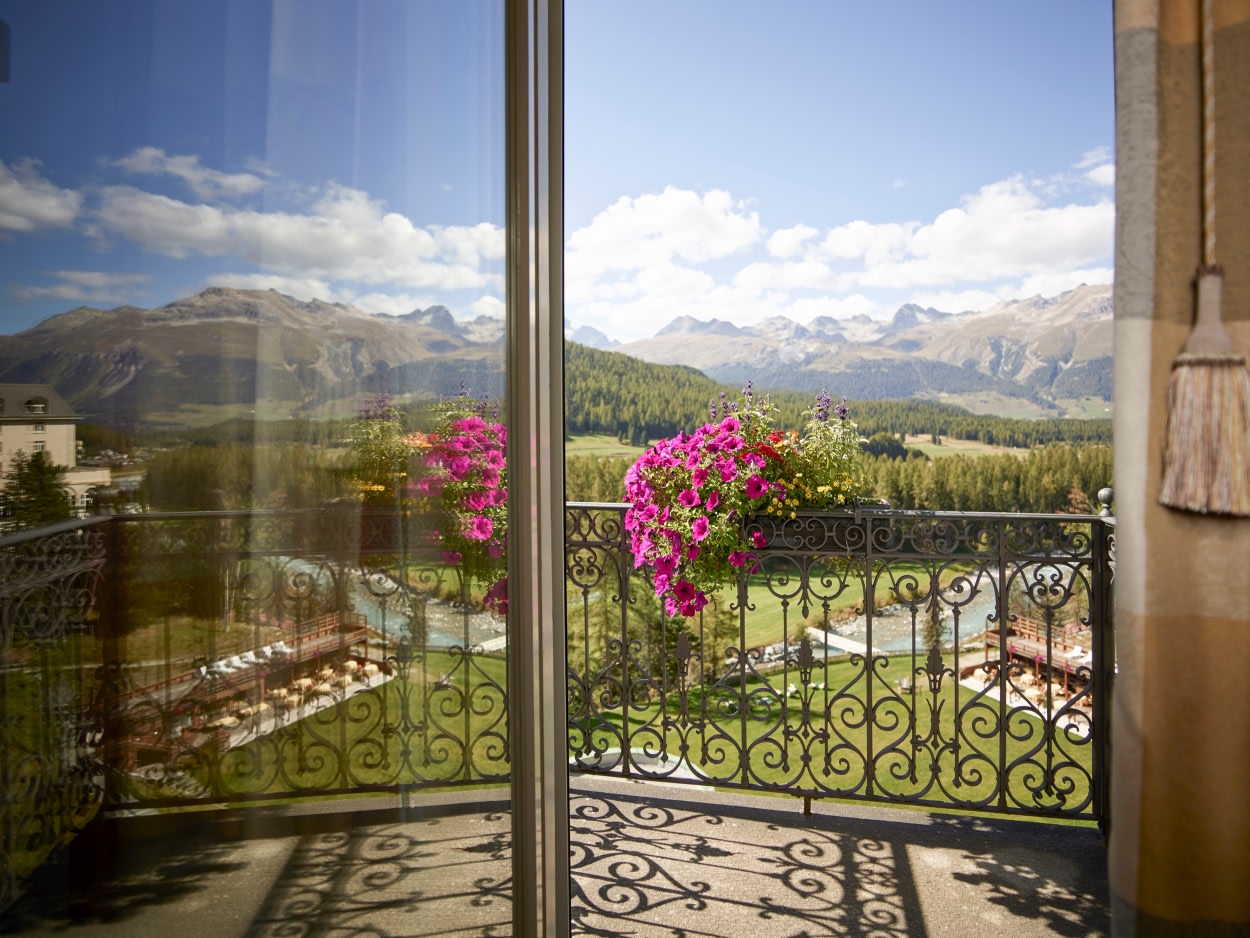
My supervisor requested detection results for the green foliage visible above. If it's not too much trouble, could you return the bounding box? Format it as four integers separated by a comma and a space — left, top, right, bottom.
624, 387, 869, 617
76, 423, 134, 456
563, 343, 1111, 450
348, 393, 412, 506
564, 343, 724, 444
861, 432, 923, 460
565, 454, 634, 502
414, 392, 508, 607
864, 444, 1112, 514
143, 443, 346, 510
0, 450, 74, 531
785, 395, 868, 511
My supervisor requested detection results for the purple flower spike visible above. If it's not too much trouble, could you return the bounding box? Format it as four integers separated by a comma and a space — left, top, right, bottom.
834, 396, 850, 420
813, 389, 831, 423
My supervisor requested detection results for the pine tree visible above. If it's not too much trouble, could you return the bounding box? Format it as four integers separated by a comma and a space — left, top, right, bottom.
1, 450, 75, 531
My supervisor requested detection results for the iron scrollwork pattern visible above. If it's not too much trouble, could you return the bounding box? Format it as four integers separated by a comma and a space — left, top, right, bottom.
0, 521, 109, 912
567, 503, 1114, 823
0, 508, 510, 853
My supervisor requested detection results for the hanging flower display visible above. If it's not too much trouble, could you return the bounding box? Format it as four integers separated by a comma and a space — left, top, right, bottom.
412, 387, 509, 615
624, 383, 866, 617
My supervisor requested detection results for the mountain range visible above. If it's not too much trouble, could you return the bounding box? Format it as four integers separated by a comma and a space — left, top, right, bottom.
602, 283, 1113, 417
0, 283, 1112, 428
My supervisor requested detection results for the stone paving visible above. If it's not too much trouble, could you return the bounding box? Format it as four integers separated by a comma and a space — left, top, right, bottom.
2, 779, 1109, 937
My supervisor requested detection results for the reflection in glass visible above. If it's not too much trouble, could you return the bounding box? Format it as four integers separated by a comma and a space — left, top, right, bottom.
0, 2, 511, 930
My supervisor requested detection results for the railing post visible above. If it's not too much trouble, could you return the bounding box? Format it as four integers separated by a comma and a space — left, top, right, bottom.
736, 555, 750, 783
1092, 487, 1116, 834
98, 517, 128, 812
863, 511, 875, 800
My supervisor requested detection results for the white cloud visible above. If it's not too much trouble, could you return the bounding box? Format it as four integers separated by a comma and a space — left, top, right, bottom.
1073, 147, 1115, 188
208, 273, 440, 316
767, 224, 818, 259
1085, 164, 1115, 187
12, 270, 150, 305
469, 295, 505, 319
113, 147, 266, 201
567, 186, 762, 283
818, 219, 917, 265
733, 259, 844, 293
849, 176, 1113, 289
95, 183, 505, 293
4, 143, 1115, 343
1076, 146, 1111, 169
208, 272, 336, 299
907, 288, 1006, 315
1015, 267, 1115, 298
0, 159, 82, 231
786, 294, 884, 321
347, 291, 438, 316
566, 166, 1114, 342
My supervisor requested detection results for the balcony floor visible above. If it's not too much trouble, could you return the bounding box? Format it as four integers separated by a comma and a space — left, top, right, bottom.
4, 779, 1109, 937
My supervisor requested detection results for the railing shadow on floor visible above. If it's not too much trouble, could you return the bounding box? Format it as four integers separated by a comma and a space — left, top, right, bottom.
2, 793, 515, 938
569, 778, 1110, 938
1, 781, 1109, 937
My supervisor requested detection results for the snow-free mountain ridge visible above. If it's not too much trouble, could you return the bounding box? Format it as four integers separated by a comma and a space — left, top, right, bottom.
0, 283, 1112, 427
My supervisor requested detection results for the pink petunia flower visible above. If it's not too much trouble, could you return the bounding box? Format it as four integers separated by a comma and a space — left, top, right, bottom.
484, 577, 508, 616
467, 515, 494, 540
672, 579, 697, 603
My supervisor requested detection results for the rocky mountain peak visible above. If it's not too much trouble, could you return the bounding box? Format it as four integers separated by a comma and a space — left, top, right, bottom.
569, 325, 619, 349
400, 305, 457, 331
890, 303, 951, 330
656, 316, 742, 337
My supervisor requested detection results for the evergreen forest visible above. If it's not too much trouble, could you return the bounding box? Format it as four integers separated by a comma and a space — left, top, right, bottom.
91, 342, 1112, 517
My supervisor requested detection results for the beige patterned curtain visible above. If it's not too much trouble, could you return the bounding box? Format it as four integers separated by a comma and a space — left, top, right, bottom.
1112, 0, 1250, 932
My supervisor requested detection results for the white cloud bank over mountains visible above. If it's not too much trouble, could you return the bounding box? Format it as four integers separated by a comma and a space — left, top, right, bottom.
2, 146, 1113, 338
566, 152, 1114, 341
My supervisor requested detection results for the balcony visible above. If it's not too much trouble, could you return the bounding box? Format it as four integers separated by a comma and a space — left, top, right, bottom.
0, 502, 1114, 933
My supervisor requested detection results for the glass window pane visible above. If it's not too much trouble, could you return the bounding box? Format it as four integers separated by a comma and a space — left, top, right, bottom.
0, 2, 513, 931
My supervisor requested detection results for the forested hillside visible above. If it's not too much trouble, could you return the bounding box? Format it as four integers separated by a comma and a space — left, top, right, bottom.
564, 343, 1111, 447
565, 445, 1112, 514
564, 344, 724, 443
123, 341, 1112, 515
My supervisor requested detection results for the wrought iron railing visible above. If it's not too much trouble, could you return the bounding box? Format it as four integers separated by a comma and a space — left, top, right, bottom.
92, 508, 510, 810
1, 500, 1114, 911
0, 519, 108, 911
0, 508, 509, 911
566, 501, 1115, 823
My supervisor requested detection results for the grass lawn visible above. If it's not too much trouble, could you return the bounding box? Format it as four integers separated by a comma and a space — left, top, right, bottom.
207, 649, 511, 798
571, 650, 1096, 819
567, 561, 984, 655
565, 434, 648, 459
902, 434, 1030, 460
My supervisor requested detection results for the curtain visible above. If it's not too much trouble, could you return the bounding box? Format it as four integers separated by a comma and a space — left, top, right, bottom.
1112, 0, 1250, 932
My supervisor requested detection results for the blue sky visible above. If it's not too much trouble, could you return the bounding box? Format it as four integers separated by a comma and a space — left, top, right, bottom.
0, 1, 1113, 341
